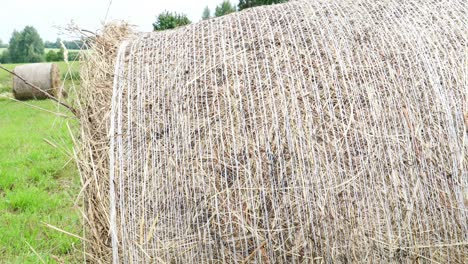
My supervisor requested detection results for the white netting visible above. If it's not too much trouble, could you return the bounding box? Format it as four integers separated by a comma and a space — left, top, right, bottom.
109, 0, 467, 262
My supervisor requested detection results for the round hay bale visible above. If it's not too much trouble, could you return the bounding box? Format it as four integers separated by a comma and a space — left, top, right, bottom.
76, 1, 467, 263
13, 63, 60, 100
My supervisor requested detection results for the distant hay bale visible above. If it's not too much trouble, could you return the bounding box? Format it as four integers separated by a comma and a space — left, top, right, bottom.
13, 63, 60, 100
75, 0, 467, 263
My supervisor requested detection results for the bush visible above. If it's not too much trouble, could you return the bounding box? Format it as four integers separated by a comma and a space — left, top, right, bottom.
45, 48, 73, 62
45, 50, 58, 62
56, 47, 64, 61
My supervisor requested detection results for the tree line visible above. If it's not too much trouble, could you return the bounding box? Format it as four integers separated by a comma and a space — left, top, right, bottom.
0, 26, 84, 64
154, 0, 287, 31
45, 39, 85, 50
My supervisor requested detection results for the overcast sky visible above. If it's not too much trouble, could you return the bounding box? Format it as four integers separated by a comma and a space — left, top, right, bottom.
1, 0, 239, 43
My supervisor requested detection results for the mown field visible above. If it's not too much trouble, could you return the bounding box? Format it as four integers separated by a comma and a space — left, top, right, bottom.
0, 62, 82, 263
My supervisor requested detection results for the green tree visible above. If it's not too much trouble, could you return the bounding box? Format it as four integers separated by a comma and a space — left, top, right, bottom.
7, 26, 45, 63
202, 6, 211, 20
0, 39, 7, 48
215, 1, 236, 17
55, 38, 62, 49
0, 50, 11, 63
238, 0, 287, 11
153, 12, 191, 31
7, 30, 21, 62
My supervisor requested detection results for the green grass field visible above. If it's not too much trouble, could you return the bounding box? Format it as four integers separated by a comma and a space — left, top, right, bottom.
0, 62, 82, 263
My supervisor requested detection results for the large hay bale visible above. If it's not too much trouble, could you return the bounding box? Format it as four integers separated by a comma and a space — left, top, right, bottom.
77, 0, 467, 262
13, 63, 60, 100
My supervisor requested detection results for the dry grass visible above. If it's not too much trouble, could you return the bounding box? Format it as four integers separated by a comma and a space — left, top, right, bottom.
70, 22, 135, 262
75, 0, 467, 263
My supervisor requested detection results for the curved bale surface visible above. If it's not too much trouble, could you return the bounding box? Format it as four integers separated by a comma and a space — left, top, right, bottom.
13, 63, 60, 100
78, 0, 467, 263
109, 0, 467, 263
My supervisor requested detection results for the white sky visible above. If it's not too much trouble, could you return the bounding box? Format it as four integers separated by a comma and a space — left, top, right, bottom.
0, 0, 239, 43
